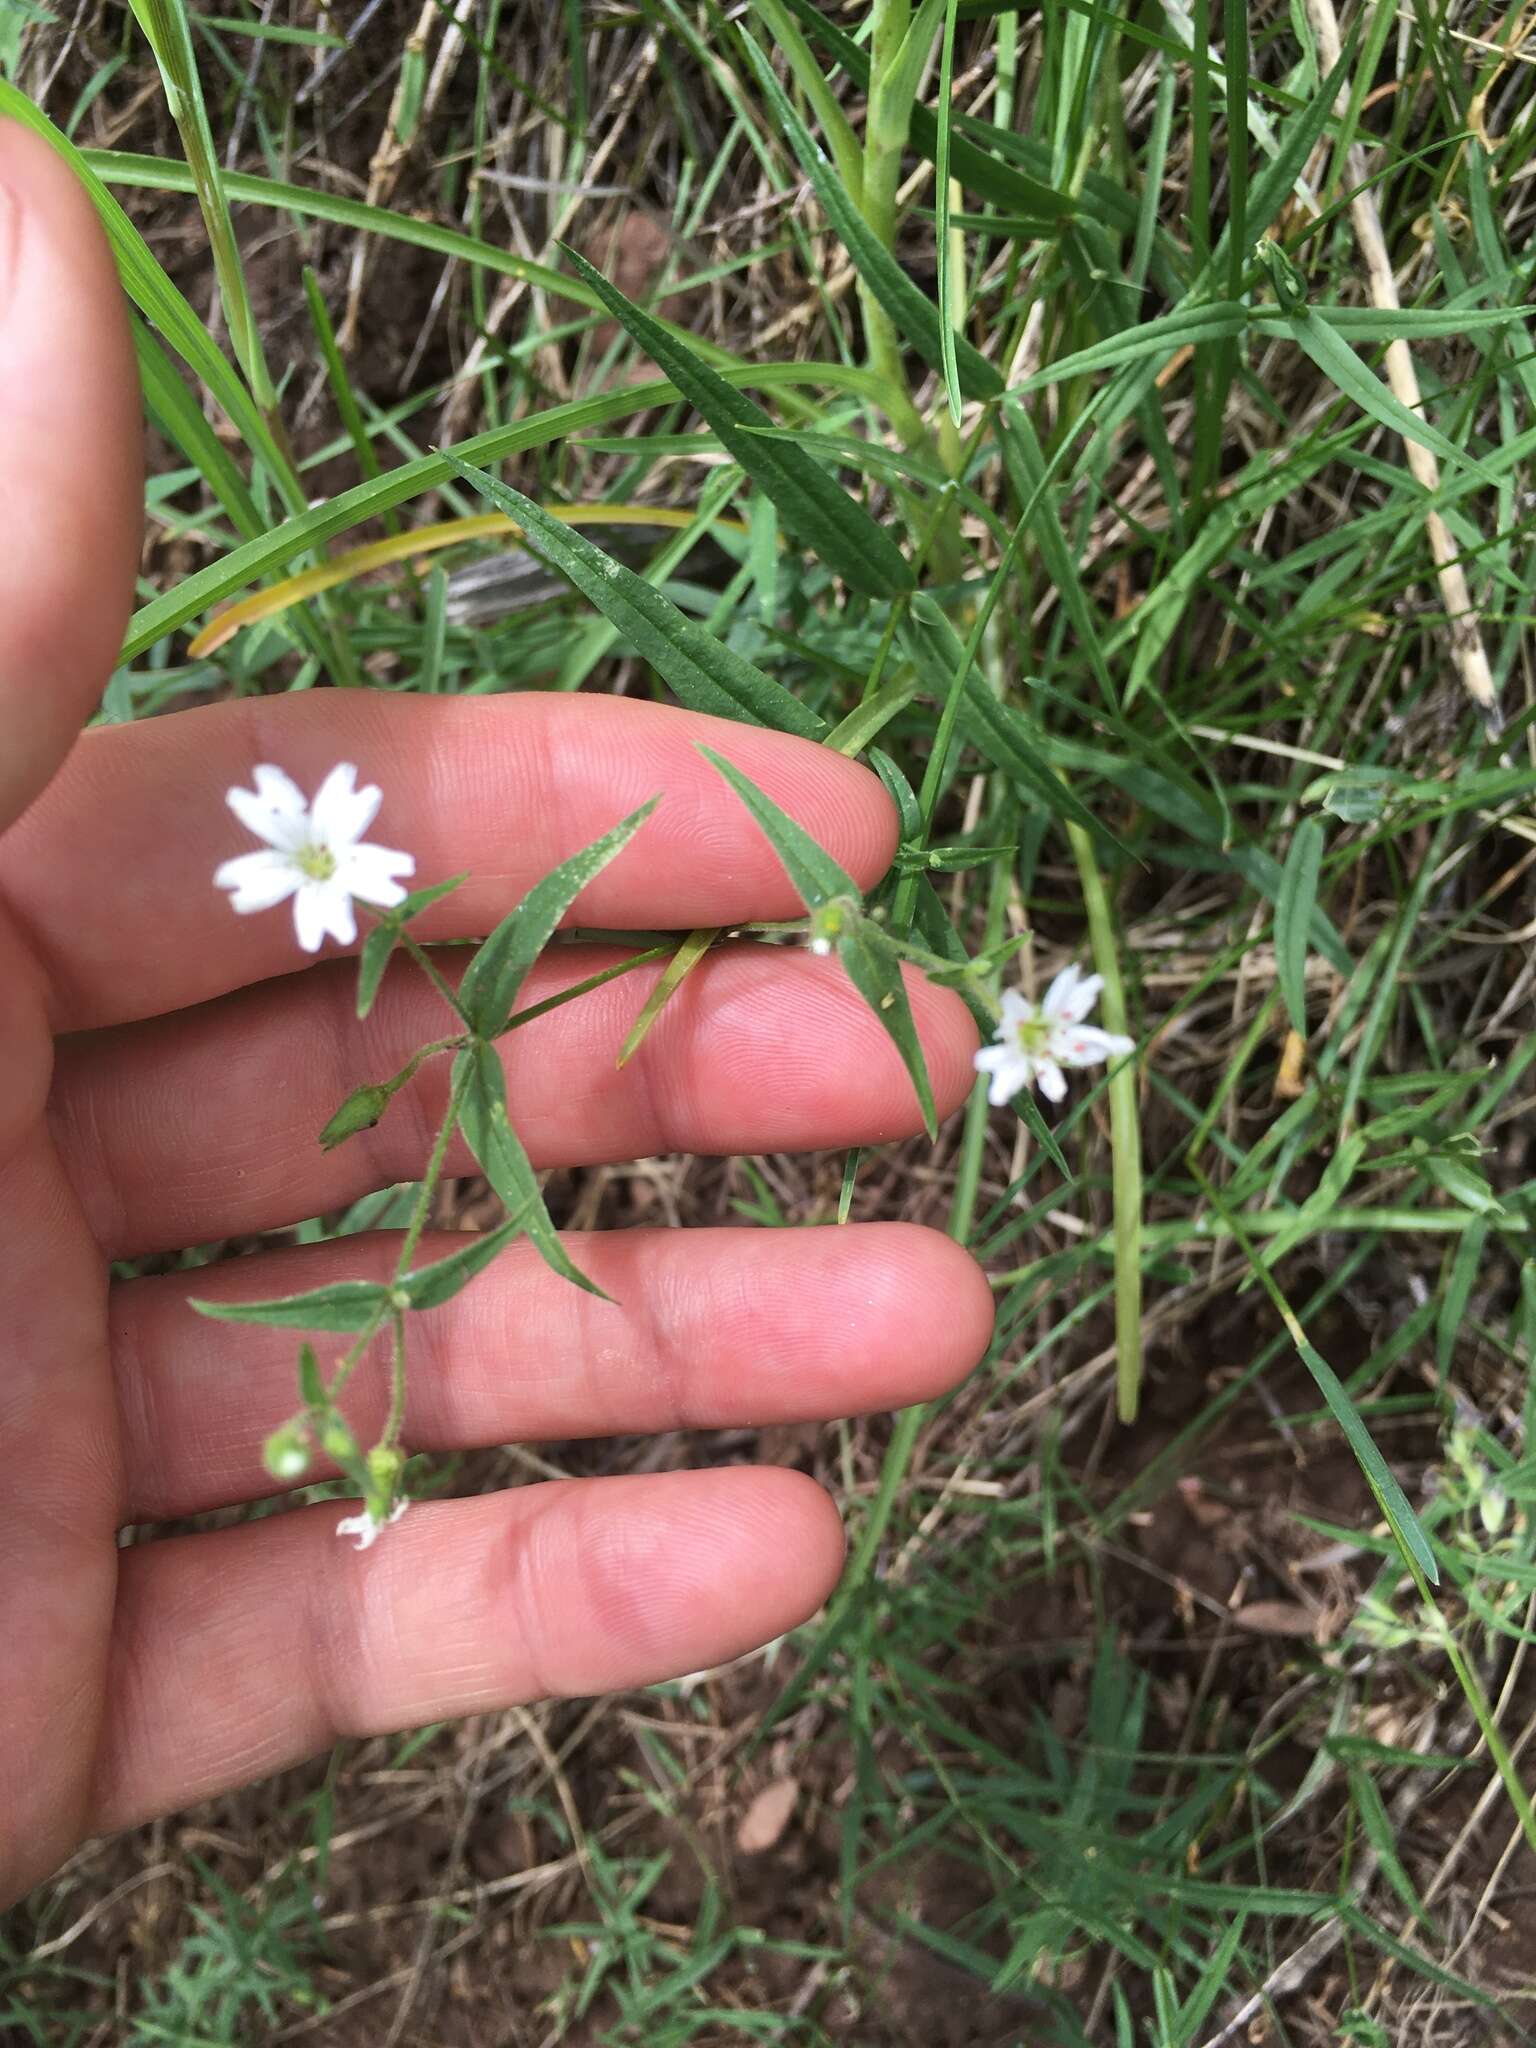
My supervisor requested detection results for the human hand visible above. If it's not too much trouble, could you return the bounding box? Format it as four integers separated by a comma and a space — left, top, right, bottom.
0, 121, 991, 1907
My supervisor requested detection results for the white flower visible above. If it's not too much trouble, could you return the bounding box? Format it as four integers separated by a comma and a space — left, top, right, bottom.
214, 763, 414, 953
335, 1498, 408, 1552
974, 962, 1135, 1107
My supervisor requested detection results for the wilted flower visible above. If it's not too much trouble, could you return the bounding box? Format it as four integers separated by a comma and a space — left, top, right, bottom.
335, 1499, 408, 1552
215, 763, 414, 953
975, 962, 1134, 1106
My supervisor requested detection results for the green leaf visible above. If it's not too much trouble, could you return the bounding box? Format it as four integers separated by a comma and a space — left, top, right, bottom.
400, 1198, 539, 1311
458, 802, 659, 1038
1287, 307, 1497, 485
696, 746, 860, 909
902, 600, 1111, 844
771, 0, 1075, 222
933, 0, 964, 423
455, 1040, 610, 1298
291, 1344, 323, 1413
617, 926, 717, 1068
837, 921, 939, 1140
696, 749, 937, 1136
737, 33, 1004, 401
559, 246, 911, 600
1298, 1340, 1439, 1586
823, 676, 922, 758
356, 875, 468, 1019
439, 452, 826, 741
122, 363, 881, 660
1419, 1148, 1505, 1218
191, 1280, 389, 1333
1276, 818, 1324, 1037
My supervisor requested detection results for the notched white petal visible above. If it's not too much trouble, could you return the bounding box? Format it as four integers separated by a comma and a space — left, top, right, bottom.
214, 849, 300, 914
310, 761, 383, 848
1036, 1060, 1068, 1103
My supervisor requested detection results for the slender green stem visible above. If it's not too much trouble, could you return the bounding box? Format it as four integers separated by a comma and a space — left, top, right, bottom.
497, 944, 673, 1035
324, 1304, 390, 1407
394, 1062, 470, 1280
380, 1313, 410, 1454
988, 1206, 1508, 1285
396, 930, 471, 1024
1067, 814, 1143, 1423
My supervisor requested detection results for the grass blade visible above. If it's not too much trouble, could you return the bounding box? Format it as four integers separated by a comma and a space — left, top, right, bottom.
738, 32, 1004, 401
1276, 817, 1324, 1038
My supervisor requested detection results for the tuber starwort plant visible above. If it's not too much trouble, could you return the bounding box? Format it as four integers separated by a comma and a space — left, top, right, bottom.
204, 751, 1124, 1547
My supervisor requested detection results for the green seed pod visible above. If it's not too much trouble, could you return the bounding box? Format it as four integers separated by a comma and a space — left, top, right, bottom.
366, 1445, 406, 1494
263, 1420, 311, 1483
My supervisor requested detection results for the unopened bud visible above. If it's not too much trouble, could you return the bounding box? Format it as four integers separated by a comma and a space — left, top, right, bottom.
319, 1415, 359, 1465
1481, 1484, 1510, 1537
319, 1082, 394, 1151
807, 896, 859, 957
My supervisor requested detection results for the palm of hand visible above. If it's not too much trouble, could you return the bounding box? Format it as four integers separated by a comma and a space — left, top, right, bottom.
0, 122, 988, 1908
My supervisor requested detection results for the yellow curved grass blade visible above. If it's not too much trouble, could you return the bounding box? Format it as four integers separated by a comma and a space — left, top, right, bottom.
188, 505, 746, 656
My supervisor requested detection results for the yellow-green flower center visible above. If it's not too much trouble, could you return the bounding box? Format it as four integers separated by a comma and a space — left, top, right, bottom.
1011, 1009, 1052, 1058
294, 842, 337, 883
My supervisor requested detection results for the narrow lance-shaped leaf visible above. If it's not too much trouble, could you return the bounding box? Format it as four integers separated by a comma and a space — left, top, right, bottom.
617, 926, 717, 1069
455, 1040, 611, 1299
191, 1280, 390, 1333
559, 245, 912, 601
439, 452, 826, 741
901, 600, 1112, 845
457, 800, 658, 1037
838, 921, 938, 1140
698, 747, 938, 1138
356, 873, 467, 1019
737, 33, 1004, 401
696, 745, 859, 908
933, 0, 964, 423
1288, 307, 1497, 486
400, 1193, 542, 1311
1276, 818, 1323, 1038
1299, 1341, 1440, 1586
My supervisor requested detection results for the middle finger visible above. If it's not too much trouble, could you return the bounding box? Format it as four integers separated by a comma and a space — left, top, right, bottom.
52, 944, 977, 1259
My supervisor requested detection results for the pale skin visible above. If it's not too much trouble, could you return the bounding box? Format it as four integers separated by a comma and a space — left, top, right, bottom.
0, 120, 993, 1908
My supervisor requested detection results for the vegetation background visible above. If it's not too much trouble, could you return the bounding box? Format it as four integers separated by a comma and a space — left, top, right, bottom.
4, 0, 1536, 2040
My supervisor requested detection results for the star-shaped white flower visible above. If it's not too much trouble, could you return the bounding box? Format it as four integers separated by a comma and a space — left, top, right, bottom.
214, 763, 415, 953
335, 1499, 408, 1552
974, 962, 1135, 1107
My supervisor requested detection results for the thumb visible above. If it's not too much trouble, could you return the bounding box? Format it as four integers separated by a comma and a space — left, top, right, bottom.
0, 118, 142, 831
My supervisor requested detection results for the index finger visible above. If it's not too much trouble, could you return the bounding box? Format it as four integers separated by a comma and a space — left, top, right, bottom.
1, 691, 897, 1030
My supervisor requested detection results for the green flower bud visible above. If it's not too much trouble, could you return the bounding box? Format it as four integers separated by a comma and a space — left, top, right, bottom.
1480, 1484, 1509, 1538
1252, 234, 1307, 311
264, 1420, 311, 1483
319, 1414, 359, 1465
319, 1082, 395, 1151
807, 895, 860, 957
367, 1445, 406, 1493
